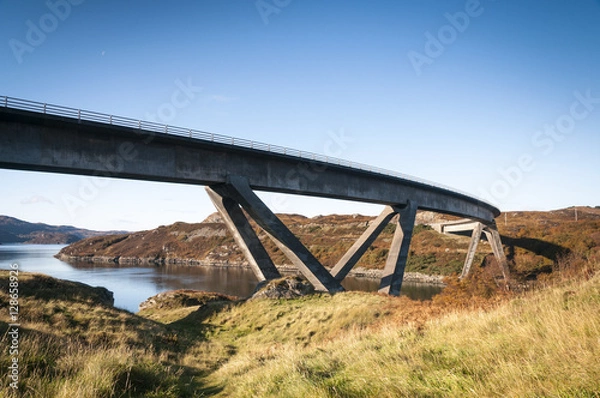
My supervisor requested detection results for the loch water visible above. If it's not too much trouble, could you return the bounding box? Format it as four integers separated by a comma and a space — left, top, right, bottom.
0, 244, 443, 313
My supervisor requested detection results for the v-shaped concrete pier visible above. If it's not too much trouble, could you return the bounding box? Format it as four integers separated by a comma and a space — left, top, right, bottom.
0, 96, 508, 295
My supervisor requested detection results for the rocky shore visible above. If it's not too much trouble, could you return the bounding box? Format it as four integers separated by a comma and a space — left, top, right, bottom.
54, 253, 446, 285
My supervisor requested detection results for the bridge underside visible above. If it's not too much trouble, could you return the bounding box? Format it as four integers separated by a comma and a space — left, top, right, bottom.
206, 177, 509, 295
0, 106, 508, 295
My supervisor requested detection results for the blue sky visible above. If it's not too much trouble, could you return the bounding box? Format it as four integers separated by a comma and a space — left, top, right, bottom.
1, 0, 599, 231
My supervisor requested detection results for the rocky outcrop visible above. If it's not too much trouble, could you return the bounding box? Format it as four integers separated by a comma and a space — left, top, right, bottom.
251, 276, 315, 299
348, 268, 446, 285
139, 289, 234, 311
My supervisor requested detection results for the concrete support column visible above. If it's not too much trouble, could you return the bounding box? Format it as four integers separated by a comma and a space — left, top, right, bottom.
378, 200, 418, 296
482, 222, 510, 281
206, 186, 281, 282
331, 206, 397, 282
220, 176, 344, 293
460, 222, 484, 279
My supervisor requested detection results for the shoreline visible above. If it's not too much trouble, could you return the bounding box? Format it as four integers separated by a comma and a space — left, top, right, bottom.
55, 253, 447, 286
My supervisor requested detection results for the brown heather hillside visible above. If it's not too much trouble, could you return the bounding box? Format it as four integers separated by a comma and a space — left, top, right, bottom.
4, 208, 600, 396
56, 212, 476, 276
497, 207, 600, 280
57, 207, 600, 282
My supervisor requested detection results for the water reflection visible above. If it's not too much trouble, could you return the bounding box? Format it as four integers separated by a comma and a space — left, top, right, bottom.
341, 276, 444, 301
1, 244, 443, 313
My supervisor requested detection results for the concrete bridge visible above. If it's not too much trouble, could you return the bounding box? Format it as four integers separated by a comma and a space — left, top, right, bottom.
0, 96, 508, 294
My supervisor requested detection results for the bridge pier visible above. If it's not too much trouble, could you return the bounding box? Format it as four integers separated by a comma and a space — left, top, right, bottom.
331, 206, 398, 282
206, 186, 281, 282
449, 220, 509, 281
378, 201, 418, 296
460, 222, 484, 279
481, 222, 510, 280
208, 178, 422, 296
208, 178, 509, 294
208, 176, 344, 293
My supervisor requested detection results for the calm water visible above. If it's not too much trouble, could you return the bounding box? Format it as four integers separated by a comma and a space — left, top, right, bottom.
0, 244, 442, 312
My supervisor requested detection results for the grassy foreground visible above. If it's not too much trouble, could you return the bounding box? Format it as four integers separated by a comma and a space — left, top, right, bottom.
1, 261, 600, 397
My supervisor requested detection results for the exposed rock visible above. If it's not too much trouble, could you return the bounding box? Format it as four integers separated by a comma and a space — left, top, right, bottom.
139, 289, 234, 311
202, 213, 224, 223
251, 276, 315, 300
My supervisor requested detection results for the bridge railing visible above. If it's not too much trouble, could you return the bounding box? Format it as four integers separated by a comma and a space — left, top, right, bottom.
0, 95, 489, 204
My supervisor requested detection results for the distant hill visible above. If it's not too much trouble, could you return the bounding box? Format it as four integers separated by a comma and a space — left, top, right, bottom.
0, 215, 125, 244
56, 207, 600, 281
56, 212, 465, 277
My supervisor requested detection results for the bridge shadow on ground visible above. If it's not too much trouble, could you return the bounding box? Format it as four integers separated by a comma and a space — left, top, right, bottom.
450, 230, 569, 262
452, 231, 570, 280
501, 236, 570, 262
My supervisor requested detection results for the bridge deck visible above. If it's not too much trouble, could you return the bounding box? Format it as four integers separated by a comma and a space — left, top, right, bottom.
0, 97, 500, 222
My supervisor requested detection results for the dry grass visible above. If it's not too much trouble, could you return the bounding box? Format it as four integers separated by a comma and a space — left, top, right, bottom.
1, 235, 599, 396
208, 262, 600, 397
0, 272, 211, 397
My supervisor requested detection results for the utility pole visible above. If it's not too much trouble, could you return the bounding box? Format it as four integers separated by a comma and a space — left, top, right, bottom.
575, 207, 578, 222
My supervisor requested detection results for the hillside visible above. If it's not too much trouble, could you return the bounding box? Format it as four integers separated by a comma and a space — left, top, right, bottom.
56, 207, 600, 282
56, 212, 478, 277
1, 257, 599, 396
0, 215, 124, 244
